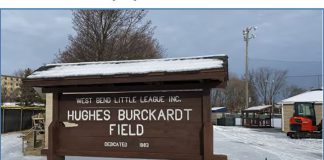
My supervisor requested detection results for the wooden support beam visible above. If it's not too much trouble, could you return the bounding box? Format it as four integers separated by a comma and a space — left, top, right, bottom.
203, 86, 228, 160
47, 93, 64, 160
202, 87, 213, 160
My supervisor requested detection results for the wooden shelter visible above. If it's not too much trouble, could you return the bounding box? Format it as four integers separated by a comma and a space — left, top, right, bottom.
24, 55, 228, 160
241, 105, 272, 128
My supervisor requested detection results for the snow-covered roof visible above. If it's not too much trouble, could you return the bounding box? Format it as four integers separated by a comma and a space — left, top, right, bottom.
280, 89, 323, 104
244, 105, 272, 111
27, 55, 226, 79
2, 102, 19, 107
211, 107, 227, 113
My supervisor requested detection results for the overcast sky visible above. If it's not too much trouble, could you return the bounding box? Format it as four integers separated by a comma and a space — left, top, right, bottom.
1, 10, 322, 76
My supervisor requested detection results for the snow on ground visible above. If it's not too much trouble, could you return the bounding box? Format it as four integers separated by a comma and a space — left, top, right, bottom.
1, 132, 44, 160
214, 126, 323, 160
1, 126, 322, 160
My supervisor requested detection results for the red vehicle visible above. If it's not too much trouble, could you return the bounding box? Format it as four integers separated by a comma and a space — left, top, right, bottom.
287, 102, 322, 139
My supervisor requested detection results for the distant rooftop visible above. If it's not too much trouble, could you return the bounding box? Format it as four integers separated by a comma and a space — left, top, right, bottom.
1, 75, 21, 78
27, 55, 227, 79
280, 89, 323, 104
244, 105, 272, 112
211, 107, 227, 113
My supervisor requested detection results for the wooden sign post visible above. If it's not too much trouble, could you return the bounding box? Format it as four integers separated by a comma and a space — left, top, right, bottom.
24, 55, 228, 160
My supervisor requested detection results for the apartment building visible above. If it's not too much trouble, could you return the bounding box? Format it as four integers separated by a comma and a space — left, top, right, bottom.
1, 75, 22, 98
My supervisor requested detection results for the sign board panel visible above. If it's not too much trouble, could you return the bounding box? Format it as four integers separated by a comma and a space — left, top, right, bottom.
57, 91, 203, 157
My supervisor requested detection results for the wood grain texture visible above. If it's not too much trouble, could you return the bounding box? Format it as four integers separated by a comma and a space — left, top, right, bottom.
44, 84, 227, 160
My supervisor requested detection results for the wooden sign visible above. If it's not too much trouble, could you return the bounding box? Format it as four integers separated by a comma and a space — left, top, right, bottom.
24, 55, 229, 160
57, 91, 202, 157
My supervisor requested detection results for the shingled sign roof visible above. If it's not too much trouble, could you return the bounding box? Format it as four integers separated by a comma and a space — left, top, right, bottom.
25, 55, 228, 87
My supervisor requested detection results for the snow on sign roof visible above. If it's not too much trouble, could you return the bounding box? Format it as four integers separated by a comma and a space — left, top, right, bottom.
280, 89, 323, 104
27, 55, 226, 79
244, 105, 272, 111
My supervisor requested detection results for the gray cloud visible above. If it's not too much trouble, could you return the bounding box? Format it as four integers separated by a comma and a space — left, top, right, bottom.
1, 10, 322, 77
147, 10, 322, 74
1, 10, 73, 75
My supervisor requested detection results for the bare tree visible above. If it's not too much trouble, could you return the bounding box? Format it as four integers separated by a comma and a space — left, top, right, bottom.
282, 85, 306, 98
14, 69, 25, 78
55, 10, 164, 63
211, 88, 226, 107
212, 74, 259, 113
225, 75, 245, 112
1, 85, 9, 103
250, 67, 287, 105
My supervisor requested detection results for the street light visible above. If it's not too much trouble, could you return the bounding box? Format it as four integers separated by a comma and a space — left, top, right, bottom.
243, 26, 256, 109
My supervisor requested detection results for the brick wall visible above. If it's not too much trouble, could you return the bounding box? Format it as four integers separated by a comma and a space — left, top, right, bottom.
282, 103, 323, 133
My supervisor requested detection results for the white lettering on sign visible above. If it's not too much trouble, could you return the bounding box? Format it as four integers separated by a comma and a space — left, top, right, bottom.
114, 96, 137, 104
76, 98, 93, 104
183, 109, 193, 121
108, 124, 144, 136
96, 97, 111, 104
140, 96, 165, 103
104, 141, 127, 148
67, 94, 196, 147
75, 95, 182, 104
139, 142, 149, 148
117, 109, 192, 121
169, 96, 181, 102
67, 110, 111, 121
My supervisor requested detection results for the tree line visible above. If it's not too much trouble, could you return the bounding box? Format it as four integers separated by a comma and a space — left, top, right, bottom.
211, 67, 307, 113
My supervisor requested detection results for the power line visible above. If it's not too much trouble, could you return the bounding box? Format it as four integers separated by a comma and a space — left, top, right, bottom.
249, 58, 322, 63
286, 74, 322, 89
287, 74, 322, 77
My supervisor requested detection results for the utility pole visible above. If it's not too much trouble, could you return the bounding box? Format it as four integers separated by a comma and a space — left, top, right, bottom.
243, 26, 256, 109
264, 80, 267, 105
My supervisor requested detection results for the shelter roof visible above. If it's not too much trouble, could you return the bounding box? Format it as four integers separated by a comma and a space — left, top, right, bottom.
243, 105, 272, 112
280, 89, 323, 104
